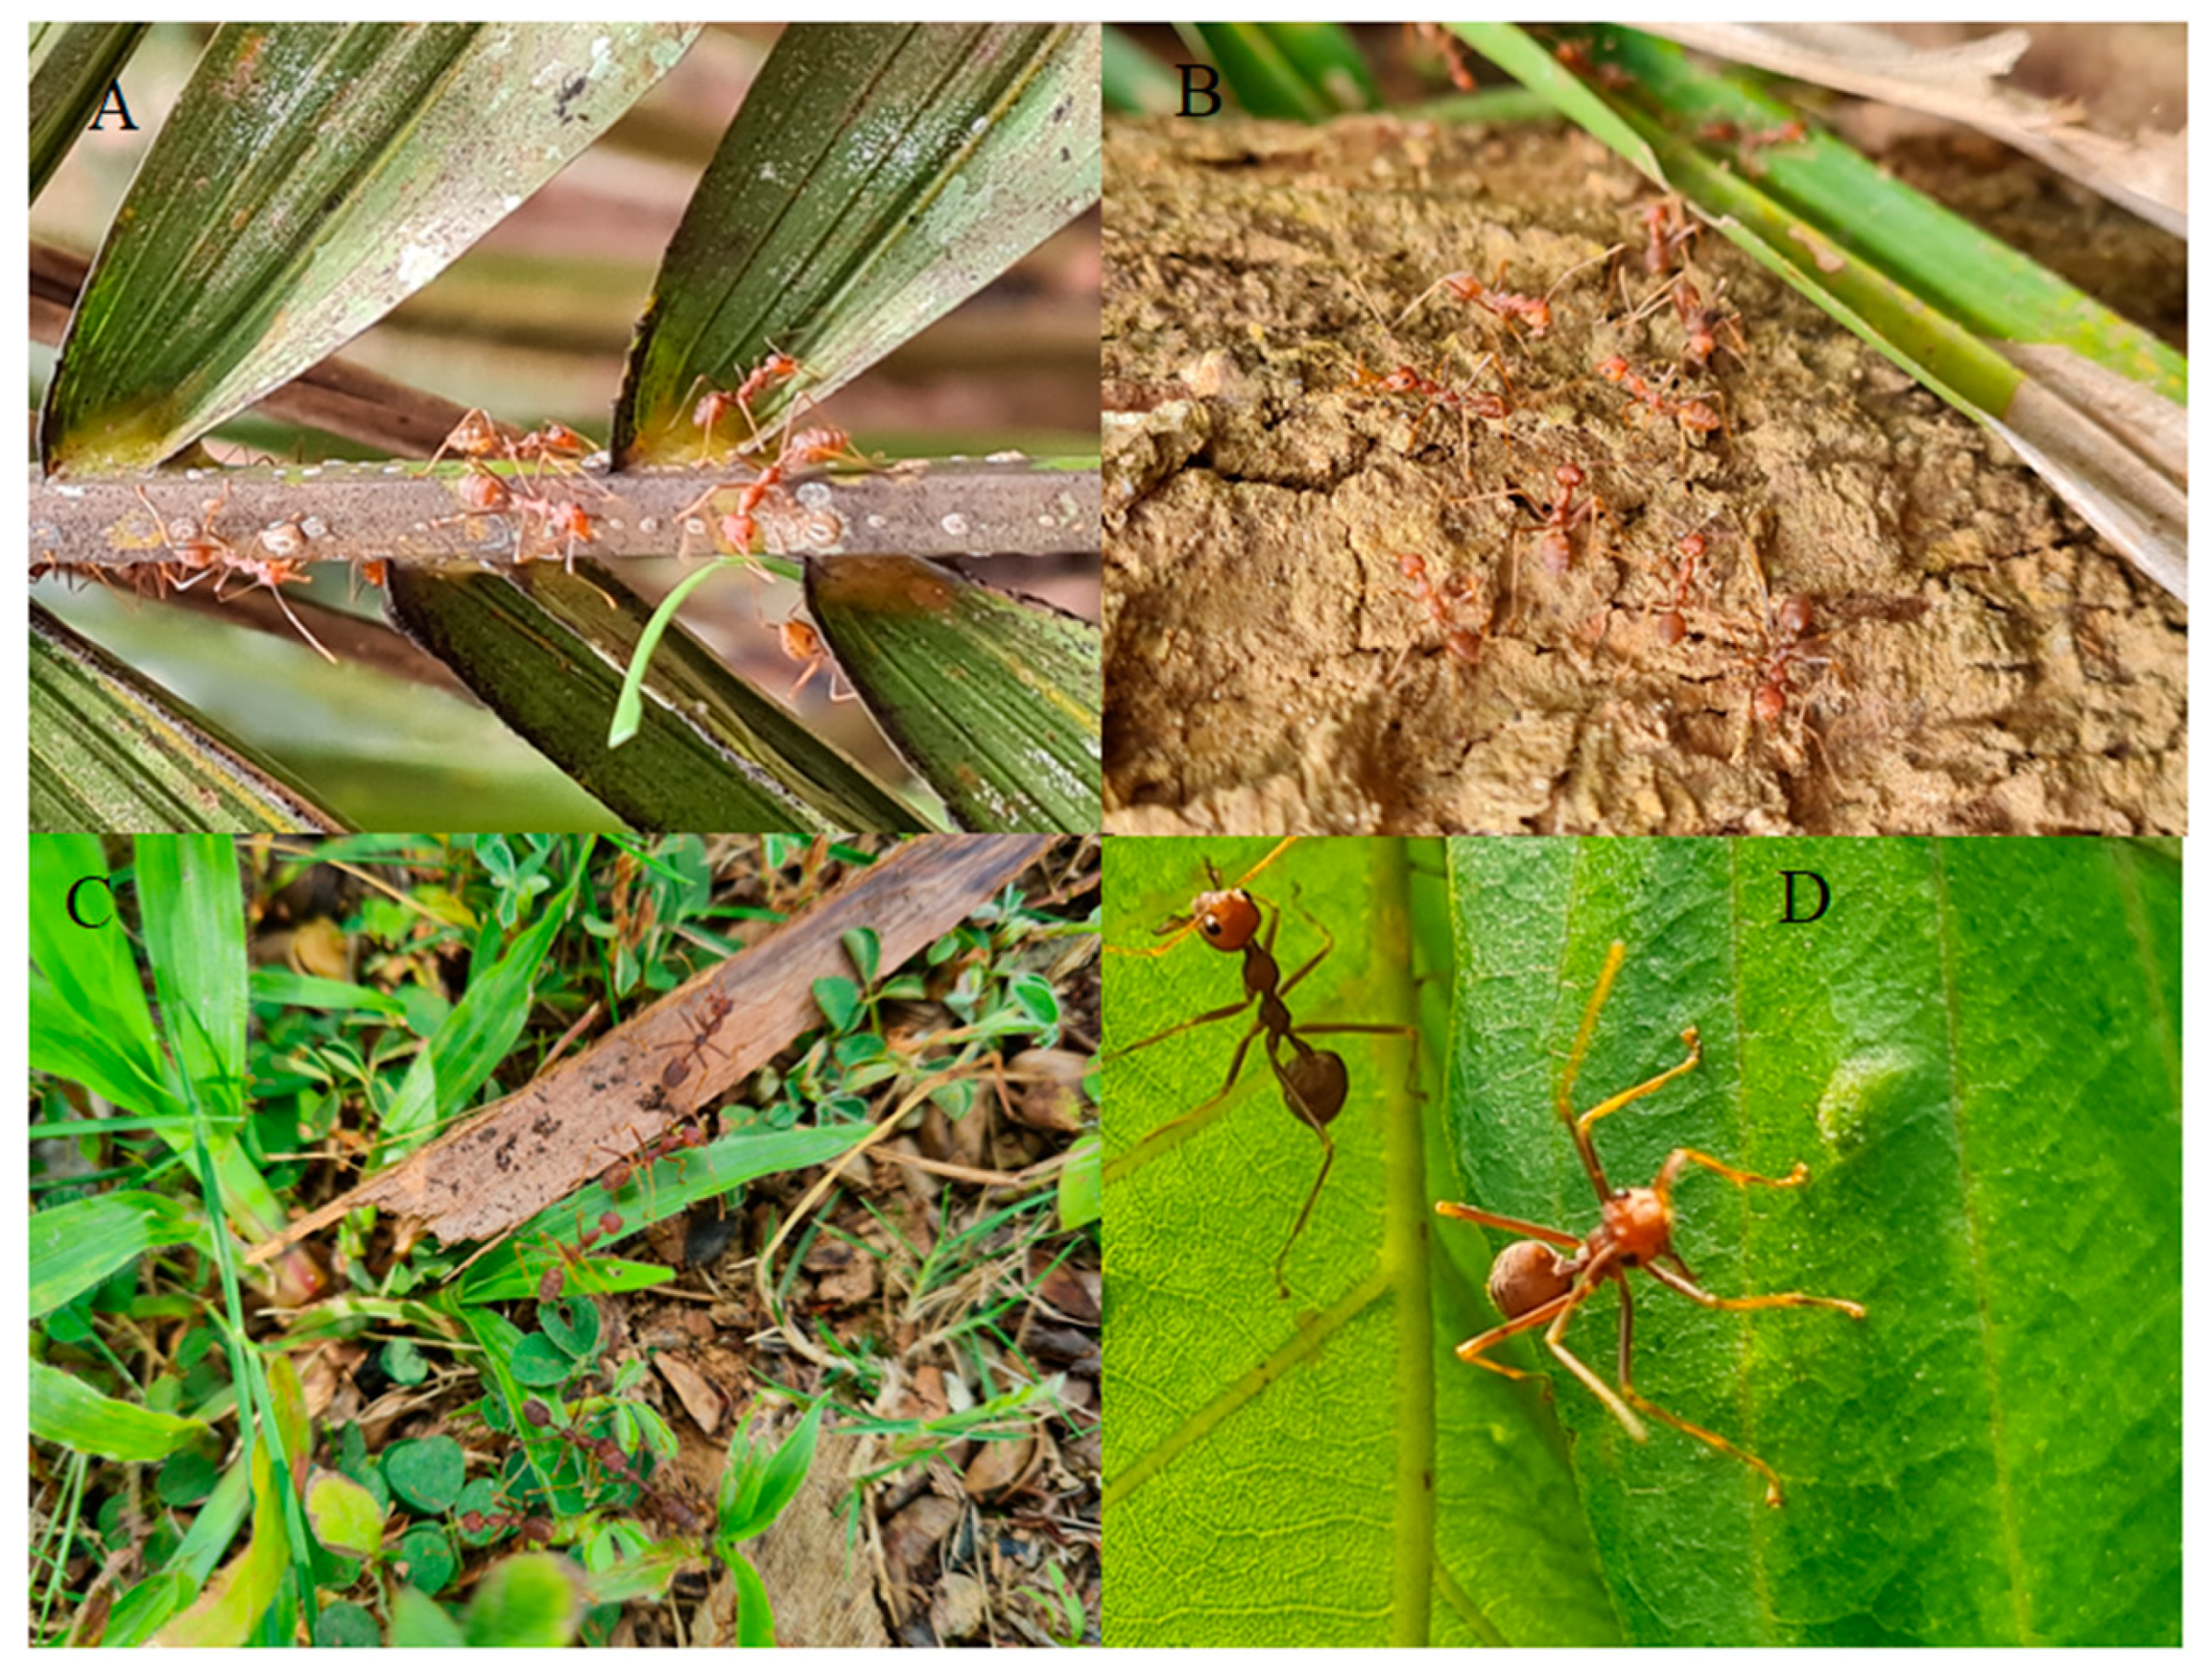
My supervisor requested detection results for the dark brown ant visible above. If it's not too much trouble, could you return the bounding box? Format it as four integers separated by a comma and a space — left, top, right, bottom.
1435, 940, 1864, 1506
512, 1398, 701, 1531
1108, 844, 1420, 1298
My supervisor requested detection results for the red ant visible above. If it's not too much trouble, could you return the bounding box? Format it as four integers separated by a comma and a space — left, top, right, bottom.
1352, 355, 1512, 472
423, 410, 590, 480
1667, 278, 1746, 374
1107, 842, 1422, 1298
133, 483, 336, 661
1745, 591, 1827, 731
441, 467, 598, 569
691, 347, 802, 461
1401, 248, 1619, 341
776, 618, 855, 705
1393, 552, 1488, 672
1594, 355, 1724, 441
1654, 527, 1713, 646
1486, 462, 1607, 575
1435, 939, 1864, 1506
1634, 195, 1700, 277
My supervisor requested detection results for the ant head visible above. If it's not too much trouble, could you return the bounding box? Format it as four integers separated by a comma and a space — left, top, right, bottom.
1192, 887, 1260, 953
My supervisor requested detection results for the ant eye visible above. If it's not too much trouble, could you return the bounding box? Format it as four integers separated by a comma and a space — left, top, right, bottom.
1201, 914, 1223, 937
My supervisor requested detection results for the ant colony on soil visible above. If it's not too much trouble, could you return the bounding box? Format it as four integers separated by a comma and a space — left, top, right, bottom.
1101, 107, 2183, 837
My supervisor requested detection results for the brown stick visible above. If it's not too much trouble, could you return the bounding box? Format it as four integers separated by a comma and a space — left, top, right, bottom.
245, 834, 1053, 1261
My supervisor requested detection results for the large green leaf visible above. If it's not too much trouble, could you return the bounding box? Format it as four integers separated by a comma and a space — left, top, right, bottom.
1104, 838, 1605, 1647
31, 605, 345, 833
806, 553, 1100, 832
616, 23, 1101, 464
42, 22, 696, 475
1106, 837, 2179, 1646
385, 560, 926, 832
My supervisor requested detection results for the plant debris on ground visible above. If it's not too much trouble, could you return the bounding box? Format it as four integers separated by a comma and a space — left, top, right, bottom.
30, 833, 1100, 1647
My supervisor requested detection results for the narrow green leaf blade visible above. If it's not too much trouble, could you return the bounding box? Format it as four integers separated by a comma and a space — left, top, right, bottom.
29, 22, 149, 203
385, 560, 927, 832
807, 554, 1100, 832
617, 23, 1101, 463
43, 22, 697, 475
31, 1360, 213, 1460
30, 1190, 204, 1320
31, 605, 346, 833
135, 836, 250, 1114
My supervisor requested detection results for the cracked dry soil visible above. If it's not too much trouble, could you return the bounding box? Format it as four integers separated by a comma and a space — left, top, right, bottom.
1102, 115, 2184, 835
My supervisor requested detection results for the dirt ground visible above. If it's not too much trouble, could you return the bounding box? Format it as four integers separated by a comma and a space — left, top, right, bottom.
1102, 114, 2185, 834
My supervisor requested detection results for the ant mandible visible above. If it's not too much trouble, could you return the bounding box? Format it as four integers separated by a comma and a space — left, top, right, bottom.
1434, 941, 1864, 1505
1109, 842, 1420, 1298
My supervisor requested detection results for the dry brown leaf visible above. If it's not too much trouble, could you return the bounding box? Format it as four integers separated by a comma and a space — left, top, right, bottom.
1658, 23, 2185, 235
245, 836, 1051, 1260
652, 1352, 725, 1435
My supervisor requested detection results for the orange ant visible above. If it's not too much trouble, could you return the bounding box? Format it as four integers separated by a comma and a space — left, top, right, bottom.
1634, 195, 1700, 278
1435, 940, 1864, 1506
1352, 354, 1512, 474
1653, 525, 1718, 646
776, 618, 855, 705
1108, 843, 1421, 1298
690, 347, 802, 461
1400, 248, 1618, 341
423, 409, 591, 482
133, 483, 336, 661
1394, 552, 1488, 671
1476, 461, 1608, 576
1594, 355, 1724, 441
1639, 276, 1746, 375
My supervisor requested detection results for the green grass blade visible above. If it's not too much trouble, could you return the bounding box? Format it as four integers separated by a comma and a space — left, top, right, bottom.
1188, 23, 1376, 119
31, 606, 347, 833
806, 554, 1101, 832
135, 836, 249, 1114
615, 23, 1101, 464
28, 832, 175, 1113
42, 22, 696, 475
30, 1361, 213, 1460
385, 560, 929, 832
29, 22, 148, 203
30, 1190, 205, 1319
1103, 25, 1182, 116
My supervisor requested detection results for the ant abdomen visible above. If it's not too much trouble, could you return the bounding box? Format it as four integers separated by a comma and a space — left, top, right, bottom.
1280, 1046, 1348, 1131
1487, 1238, 1573, 1319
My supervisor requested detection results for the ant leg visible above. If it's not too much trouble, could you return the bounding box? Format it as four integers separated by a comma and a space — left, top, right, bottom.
1611, 1274, 1791, 1505
1574, 1027, 1701, 1142
1450, 1288, 1576, 1379
1538, 1277, 1651, 1442
1643, 1252, 1866, 1322
1653, 1145, 1812, 1207
1127, 1018, 1268, 1152
1435, 1200, 1581, 1248
1270, 1121, 1333, 1299
1107, 994, 1258, 1062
